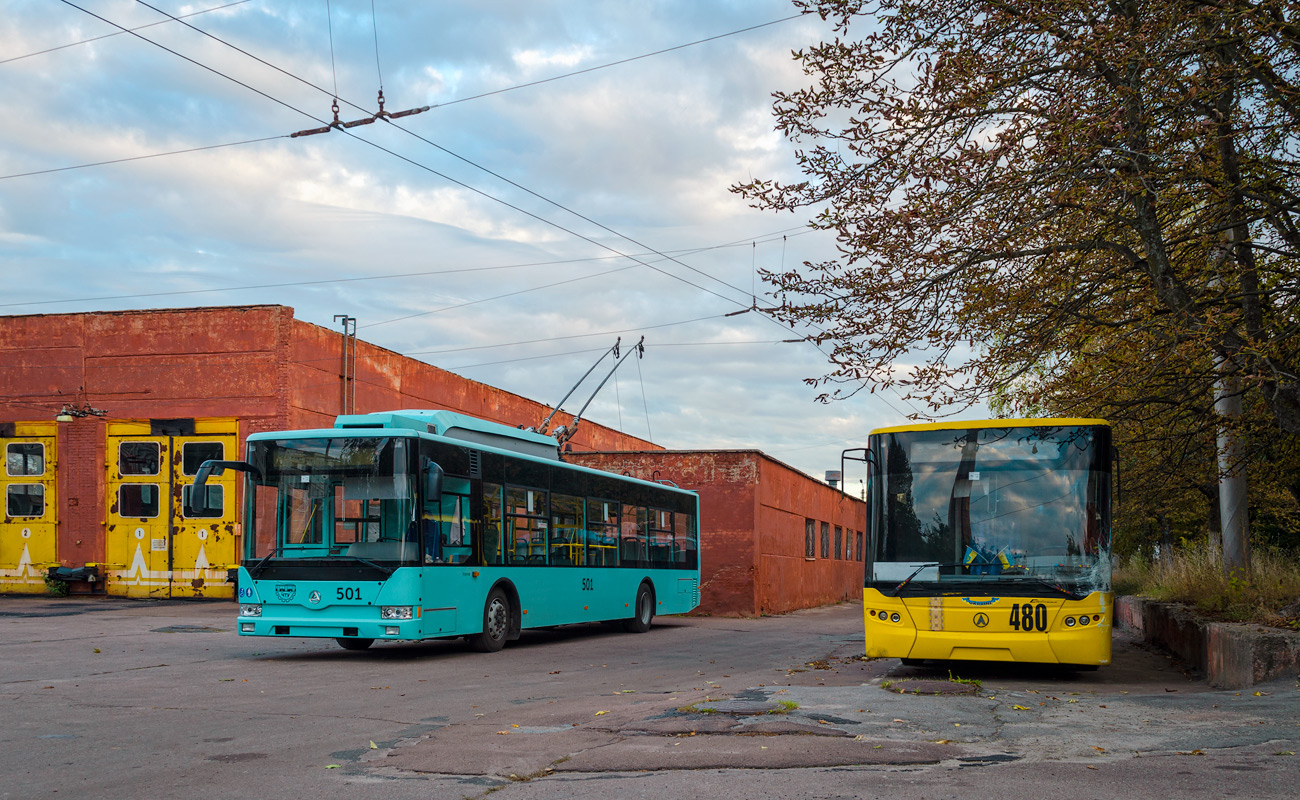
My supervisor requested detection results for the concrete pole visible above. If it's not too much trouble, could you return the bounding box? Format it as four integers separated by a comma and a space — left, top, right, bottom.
1214, 367, 1251, 574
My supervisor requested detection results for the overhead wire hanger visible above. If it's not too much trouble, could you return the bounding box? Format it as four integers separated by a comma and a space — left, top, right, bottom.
292, 1, 428, 137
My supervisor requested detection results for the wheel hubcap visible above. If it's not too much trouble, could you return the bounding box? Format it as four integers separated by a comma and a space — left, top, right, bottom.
486, 599, 507, 639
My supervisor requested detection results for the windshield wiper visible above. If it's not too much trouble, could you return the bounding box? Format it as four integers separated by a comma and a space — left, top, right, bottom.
890, 556, 1014, 595
894, 563, 941, 594
345, 555, 395, 576
248, 547, 281, 578
1006, 575, 1089, 601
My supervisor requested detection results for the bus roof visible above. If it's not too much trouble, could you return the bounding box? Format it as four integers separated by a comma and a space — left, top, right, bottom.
244, 411, 698, 499
869, 417, 1109, 436
333, 409, 560, 460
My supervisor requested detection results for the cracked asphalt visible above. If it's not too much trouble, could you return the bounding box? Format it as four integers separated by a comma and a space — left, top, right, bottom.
2, 596, 1296, 799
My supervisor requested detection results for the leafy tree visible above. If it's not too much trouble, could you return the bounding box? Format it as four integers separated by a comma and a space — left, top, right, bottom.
737, 0, 1300, 566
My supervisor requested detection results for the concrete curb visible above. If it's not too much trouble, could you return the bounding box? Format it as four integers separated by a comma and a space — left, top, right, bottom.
1116, 595, 1300, 689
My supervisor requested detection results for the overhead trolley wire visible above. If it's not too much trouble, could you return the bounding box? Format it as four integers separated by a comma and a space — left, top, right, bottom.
0, 226, 813, 311
0, 0, 255, 65
58, 0, 754, 319
2, 11, 800, 181
123, 0, 785, 314
38, 3, 902, 413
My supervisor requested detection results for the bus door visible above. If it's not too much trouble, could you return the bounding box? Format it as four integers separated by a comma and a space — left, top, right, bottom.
1, 423, 58, 594
106, 420, 239, 598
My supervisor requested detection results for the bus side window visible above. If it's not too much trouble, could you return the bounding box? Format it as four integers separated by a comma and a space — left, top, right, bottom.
550, 494, 583, 566
621, 505, 646, 568
482, 483, 504, 565
648, 509, 673, 568
673, 512, 696, 569
586, 499, 619, 567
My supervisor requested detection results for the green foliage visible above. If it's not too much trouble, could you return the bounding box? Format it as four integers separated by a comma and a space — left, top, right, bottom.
44, 576, 69, 597
1114, 545, 1300, 624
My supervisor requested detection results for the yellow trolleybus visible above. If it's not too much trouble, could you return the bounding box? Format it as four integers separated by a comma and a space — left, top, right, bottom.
861, 419, 1113, 668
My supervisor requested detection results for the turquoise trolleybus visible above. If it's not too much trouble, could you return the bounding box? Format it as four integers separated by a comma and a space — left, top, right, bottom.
193, 410, 700, 652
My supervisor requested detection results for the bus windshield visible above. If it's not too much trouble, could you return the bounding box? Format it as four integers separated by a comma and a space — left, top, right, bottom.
246, 437, 419, 563
869, 424, 1111, 597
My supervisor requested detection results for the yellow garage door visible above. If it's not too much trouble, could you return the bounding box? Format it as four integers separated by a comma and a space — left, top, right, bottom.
106, 419, 238, 599
0, 422, 58, 594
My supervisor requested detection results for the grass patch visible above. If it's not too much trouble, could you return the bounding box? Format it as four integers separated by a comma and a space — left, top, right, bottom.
1115, 544, 1300, 625
772, 699, 799, 714
948, 671, 982, 691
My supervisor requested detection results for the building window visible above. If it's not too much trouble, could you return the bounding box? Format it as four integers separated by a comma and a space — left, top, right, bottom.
182, 484, 224, 518
834, 526, 843, 560
6, 484, 44, 517
119, 442, 160, 476
119, 484, 160, 518
805, 518, 816, 558
6, 443, 44, 476
820, 521, 830, 558
846, 528, 854, 560
181, 442, 224, 476
856, 531, 864, 561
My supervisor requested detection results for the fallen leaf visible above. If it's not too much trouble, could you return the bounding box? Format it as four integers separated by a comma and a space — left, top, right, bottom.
1253, 691, 1269, 697
495, 731, 509, 735
1178, 749, 1205, 756
325, 764, 340, 769
1092, 746, 1106, 753
595, 710, 609, 716
93, 648, 100, 653
369, 741, 377, 750
1087, 766, 1098, 771
892, 718, 906, 723
1013, 705, 1030, 710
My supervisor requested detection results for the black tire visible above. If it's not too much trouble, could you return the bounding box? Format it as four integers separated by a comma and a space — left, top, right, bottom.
468, 588, 510, 652
336, 638, 374, 651
900, 658, 925, 667
622, 583, 654, 633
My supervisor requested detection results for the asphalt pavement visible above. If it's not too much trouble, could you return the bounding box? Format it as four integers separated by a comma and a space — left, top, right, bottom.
1, 596, 1296, 799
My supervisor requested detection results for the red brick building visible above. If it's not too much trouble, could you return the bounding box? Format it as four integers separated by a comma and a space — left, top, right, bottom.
1, 305, 864, 614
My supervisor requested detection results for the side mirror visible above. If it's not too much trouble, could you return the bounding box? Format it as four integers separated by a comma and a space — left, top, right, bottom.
423, 459, 444, 504
190, 459, 262, 515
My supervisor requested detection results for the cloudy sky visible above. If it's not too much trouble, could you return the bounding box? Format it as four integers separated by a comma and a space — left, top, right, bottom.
0, 0, 935, 489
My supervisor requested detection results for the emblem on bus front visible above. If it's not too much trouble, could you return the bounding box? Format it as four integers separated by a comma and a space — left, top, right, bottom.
308, 591, 321, 604
275, 584, 297, 602
973, 613, 989, 628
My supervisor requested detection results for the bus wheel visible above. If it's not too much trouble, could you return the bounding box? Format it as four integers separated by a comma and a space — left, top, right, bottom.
622, 583, 654, 633
336, 638, 374, 651
469, 588, 510, 652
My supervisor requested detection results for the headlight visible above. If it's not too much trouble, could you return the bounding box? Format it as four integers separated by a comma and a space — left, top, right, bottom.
890, 612, 901, 623
1065, 616, 1077, 627
1079, 616, 1090, 626
380, 606, 413, 620
239, 605, 262, 617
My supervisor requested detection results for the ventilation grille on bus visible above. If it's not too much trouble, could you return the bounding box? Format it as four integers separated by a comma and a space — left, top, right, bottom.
468, 450, 482, 478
